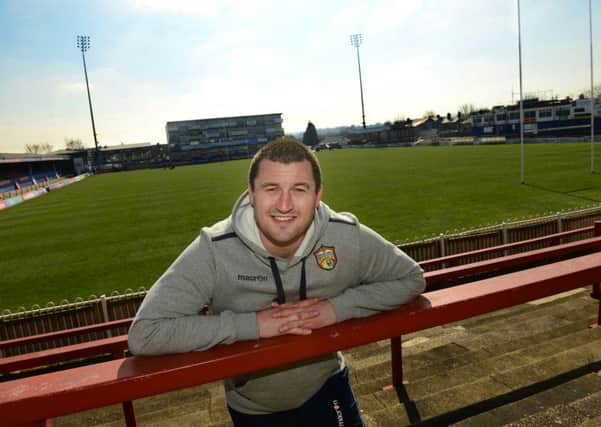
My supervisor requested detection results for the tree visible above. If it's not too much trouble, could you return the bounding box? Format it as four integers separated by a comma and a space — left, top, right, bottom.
458, 103, 477, 116
65, 138, 85, 151
423, 110, 436, 118
25, 143, 53, 154
578, 84, 601, 98
302, 121, 319, 147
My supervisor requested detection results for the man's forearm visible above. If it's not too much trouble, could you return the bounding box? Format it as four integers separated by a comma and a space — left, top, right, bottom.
329, 268, 426, 321
128, 311, 258, 355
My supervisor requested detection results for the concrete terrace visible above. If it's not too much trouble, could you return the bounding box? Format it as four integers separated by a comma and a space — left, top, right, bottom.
55, 288, 601, 427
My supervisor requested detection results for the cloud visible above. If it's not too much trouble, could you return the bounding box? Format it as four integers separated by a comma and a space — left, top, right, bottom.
332, 0, 422, 34
57, 81, 89, 93
128, 0, 273, 16
129, 0, 223, 15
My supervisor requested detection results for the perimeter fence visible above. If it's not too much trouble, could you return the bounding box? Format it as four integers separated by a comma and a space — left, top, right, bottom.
2, 204, 601, 356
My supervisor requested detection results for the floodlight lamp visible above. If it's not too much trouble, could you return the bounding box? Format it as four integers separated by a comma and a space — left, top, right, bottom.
350, 33, 363, 48
77, 35, 91, 52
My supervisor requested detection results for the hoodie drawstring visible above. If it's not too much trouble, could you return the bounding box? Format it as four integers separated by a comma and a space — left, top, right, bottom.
299, 258, 307, 300
268, 257, 308, 304
269, 257, 286, 304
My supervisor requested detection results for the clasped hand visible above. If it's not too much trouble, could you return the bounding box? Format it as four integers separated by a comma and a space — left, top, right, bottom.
257, 298, 336, 338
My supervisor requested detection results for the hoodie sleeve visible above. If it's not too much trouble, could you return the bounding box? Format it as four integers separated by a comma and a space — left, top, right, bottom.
328, 223, 425, 322
128, 232, 258, 355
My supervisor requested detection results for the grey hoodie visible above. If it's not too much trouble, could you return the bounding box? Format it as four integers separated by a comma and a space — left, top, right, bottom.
128, 191, 425, 414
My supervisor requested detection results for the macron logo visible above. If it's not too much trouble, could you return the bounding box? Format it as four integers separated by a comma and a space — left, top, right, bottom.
237, 274, 269, 282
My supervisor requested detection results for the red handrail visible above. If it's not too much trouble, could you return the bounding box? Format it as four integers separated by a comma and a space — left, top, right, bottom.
419, 225, 593, 269
424, 235, 601, 287
1, 252, 600, 426
0, 318, 133, 351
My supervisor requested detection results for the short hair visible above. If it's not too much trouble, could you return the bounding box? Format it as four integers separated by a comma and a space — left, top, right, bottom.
249, 137, 322, 191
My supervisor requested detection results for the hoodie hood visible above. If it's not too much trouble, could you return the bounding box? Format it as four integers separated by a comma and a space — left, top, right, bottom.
231, 190, 331, 264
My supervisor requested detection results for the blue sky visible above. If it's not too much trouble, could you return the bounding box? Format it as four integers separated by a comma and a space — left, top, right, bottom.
0, 0, 599, 152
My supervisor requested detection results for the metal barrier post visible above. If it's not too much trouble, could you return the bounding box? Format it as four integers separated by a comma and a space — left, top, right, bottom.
502, 222, 509, 256
100, 295, 112, 338
591, 222, 601, 328
390, 336, 403, 388
122, 401, 137, 427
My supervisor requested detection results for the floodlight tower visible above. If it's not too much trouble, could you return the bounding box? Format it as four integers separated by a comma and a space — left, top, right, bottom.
589, 0, 595, 173
76, 35, 99, 168
517, 0, 525, 184
350, 33, 367, 129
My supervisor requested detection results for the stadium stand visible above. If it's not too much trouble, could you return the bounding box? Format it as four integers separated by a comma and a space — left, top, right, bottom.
0, 153, 74, 199
0, 178, 13, 194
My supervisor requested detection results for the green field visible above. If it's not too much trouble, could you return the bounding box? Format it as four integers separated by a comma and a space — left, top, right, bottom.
2, 142, 601, 312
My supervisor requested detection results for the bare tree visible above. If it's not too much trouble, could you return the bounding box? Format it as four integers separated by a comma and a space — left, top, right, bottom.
65, 137, 85, 151
578, 84, 601, 98
25, 143, 53, 154
458, 103, 477, 116
25, 144, 40, 154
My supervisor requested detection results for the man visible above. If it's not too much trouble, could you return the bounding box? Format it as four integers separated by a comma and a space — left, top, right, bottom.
128, 137, 425, 426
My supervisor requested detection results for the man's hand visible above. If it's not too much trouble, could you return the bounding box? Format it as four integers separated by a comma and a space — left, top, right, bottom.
257, 298, 337, 338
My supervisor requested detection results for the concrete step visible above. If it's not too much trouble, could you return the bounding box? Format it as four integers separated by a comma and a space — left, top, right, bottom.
363, 404, 410, 426
54, 381, 225, 427
409, 328, 600, 396
352, 288, 595, 370
358, 358, 601, 426
362, 340, 601, 425
497, 378, 601, 427
578, 415, 601, 427
350, 296, 600, 425
348, 288, 595, 372
351, 316, 598, 399
456, 288, 592, 332
449, 372, 601, 426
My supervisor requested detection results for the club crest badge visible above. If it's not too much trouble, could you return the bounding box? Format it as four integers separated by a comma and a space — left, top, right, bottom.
314, 245, 337, 270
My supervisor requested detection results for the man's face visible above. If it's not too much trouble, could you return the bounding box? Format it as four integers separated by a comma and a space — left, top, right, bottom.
248, 159, 322, 259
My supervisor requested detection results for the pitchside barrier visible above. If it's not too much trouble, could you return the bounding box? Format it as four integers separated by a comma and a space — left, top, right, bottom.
0, 175, 89, 210
1, 206, 601, 355
0, 293, 140, 357
0, 237, 600, 426
0, 177, 63, 200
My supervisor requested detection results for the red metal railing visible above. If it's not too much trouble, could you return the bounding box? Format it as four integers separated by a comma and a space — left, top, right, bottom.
1, 252, 600, 426
419, 225, 593, 270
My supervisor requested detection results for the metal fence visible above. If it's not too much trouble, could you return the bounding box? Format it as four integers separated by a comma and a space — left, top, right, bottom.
0, 292, 144, 357
400, 207, 601, 264
2, 205, 601, 356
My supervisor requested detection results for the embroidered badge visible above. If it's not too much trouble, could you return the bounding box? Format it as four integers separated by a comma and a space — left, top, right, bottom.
314, 245, 337, 270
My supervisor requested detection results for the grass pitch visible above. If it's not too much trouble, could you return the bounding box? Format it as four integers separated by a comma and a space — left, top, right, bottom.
2, 142, 601, 311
